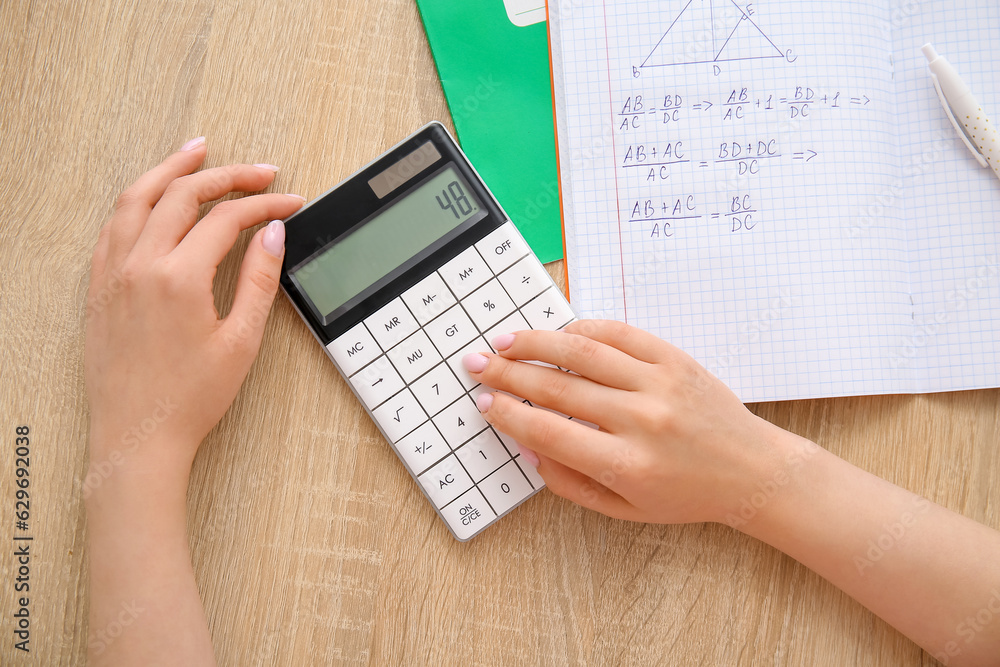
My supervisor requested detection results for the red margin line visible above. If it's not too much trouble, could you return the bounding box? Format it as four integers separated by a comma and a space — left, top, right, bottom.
602, 0, 628, 322
544, 0, 572, 300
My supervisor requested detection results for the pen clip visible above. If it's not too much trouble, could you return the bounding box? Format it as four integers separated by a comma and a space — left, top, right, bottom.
930, 70, 989, 167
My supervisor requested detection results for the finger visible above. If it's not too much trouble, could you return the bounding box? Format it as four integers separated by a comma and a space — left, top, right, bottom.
490, 328, 647, 389
107, 138, 207, 263
536, 457, 640, 521
563, 319, 675, 365
175, 193, 303, 268
464, 353, 628, 428
136, 163, 280, 256
218, 220, 285, 359
476, 392, 619, 482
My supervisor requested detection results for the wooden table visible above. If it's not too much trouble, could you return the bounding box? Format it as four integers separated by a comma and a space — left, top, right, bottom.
2, 1, 997, 664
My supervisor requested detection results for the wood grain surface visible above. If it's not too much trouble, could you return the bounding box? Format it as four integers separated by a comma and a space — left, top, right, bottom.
1, 1, 998, 665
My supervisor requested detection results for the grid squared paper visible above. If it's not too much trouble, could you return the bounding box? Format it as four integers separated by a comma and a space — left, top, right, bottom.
550, 0, 1000, 402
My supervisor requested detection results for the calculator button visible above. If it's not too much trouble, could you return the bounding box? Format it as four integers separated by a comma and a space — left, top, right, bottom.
328, 322, 381, 376
417, 454, 474, 508
371, 389, 426, 442
349, 355, 405, 410
402, 272, 457, 326
480, 460, 534, 515
423, 304, 477, 358
455, 429, 511, 482
498, 255, 552, 307
464, 279, 516, 332
493, 426, 520, 457
433, 395, 489, 448
439, 246, 492, 299
386, 330, 443, 383
410, 362, 465, 417
522, 287, 575, 331
446, 336, 493, 390
474, 221, 530, 274
395, 421, 449, 476
440, 488, 496, 540
517, 456, 545, 490
364, 298, 419, 351
484, 311, 531, 348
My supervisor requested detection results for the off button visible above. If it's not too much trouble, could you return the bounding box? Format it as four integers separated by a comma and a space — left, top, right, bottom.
475, 221, 529, 274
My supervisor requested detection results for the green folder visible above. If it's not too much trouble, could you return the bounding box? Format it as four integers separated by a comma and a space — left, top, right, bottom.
414, 0, 563, 263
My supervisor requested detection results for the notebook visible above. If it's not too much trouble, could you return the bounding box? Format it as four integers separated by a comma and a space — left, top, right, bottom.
549, 0, 1000, 402
414, 0, 564, 263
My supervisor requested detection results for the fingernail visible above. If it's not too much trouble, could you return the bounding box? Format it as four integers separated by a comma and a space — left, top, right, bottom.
180, 136, 205, 151
262, 220, 285, 256
254, 163, 280, 172
286, 194, 306, 202
475, 392, 494, 413
516, 443, 540, 467
462, 353, 489, 373
492, 333, 515, 351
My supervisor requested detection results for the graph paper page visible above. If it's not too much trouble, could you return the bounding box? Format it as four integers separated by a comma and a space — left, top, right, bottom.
552, 0, 914, 401
894, 5, 1000, 394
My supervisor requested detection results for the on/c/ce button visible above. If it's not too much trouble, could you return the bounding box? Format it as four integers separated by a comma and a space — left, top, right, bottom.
328, 322, 380, 376
440, 487, 496, 540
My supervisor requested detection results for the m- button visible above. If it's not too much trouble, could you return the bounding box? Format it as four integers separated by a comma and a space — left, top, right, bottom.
402, 272, 457, 325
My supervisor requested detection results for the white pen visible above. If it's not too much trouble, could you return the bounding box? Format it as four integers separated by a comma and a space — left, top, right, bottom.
922, 43, 1000, 183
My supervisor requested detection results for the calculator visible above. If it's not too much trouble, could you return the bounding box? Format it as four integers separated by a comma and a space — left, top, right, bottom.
279, 122, 576, 541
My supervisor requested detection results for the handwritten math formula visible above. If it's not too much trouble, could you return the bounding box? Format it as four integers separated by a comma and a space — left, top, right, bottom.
612, 85, 873, 239
612, 85, 873, 238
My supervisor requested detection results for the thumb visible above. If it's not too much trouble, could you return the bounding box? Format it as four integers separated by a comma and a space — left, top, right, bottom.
221, 220, 285, 356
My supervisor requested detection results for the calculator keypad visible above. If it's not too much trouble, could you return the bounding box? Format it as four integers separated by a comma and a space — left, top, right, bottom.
330, 221, 575, 540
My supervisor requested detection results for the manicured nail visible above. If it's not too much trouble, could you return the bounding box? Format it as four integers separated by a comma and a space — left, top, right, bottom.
286, 193, 307, 202
492, 333, 515, 351
516, 443, 540, 467
180, 136, 205, 151
462, 353, 489, 373
475, 392, 494, 413
254, 163, 280, 172
262, 220, 285, 256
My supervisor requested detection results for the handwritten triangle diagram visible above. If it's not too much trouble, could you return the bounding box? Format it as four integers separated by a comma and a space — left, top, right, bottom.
641, 0, 783, 68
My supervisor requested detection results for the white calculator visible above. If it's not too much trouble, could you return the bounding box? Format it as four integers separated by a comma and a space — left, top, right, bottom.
280, 122, 576, 541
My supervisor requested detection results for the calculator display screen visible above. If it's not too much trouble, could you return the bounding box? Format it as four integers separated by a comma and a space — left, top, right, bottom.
292, 165, 483, 319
